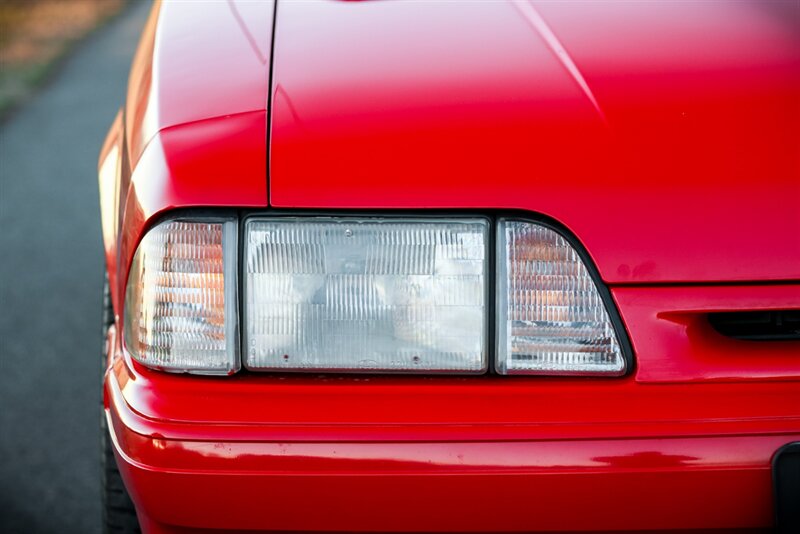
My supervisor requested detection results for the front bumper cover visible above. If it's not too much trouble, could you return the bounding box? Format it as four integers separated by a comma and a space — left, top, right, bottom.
105, 351, 800, 533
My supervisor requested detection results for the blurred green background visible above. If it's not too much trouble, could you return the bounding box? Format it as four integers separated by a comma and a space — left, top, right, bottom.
0, 0, 127, 116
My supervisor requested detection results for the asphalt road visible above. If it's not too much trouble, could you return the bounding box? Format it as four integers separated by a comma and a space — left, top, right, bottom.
0, 2, 151, 532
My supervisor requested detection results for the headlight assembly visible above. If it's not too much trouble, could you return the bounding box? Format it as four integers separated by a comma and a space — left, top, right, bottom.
121, 214, 629, 376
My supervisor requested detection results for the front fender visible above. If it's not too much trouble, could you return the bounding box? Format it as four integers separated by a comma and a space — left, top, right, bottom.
98, 109, 124, 317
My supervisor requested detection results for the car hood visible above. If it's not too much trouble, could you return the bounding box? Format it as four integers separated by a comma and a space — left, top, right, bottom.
268, 0, 799, 284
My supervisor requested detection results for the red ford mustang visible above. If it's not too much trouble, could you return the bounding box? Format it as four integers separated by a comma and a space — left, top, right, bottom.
98, 1, 800, 532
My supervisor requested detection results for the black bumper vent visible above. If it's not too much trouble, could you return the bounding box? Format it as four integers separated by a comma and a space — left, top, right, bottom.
709, 310, 800, 341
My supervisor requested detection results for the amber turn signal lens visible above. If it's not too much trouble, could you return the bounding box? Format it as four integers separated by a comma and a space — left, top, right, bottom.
123, 219, 238, 374
496, 219, 625, 375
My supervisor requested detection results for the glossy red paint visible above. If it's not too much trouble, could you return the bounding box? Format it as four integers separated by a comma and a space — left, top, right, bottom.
97, 1, 800, 532
107, 349, 800, 439
270, 0, 800, 283
125, 0, 273, 167
110, 426, 788, 532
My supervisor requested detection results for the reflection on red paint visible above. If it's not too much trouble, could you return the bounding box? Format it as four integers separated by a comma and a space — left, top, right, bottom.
270, 0, 800, 283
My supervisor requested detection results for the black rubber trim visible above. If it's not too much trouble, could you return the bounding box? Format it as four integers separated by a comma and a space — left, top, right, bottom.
486, 215, 498, 375
265, 0, 278, 207
773, 441, 800, 533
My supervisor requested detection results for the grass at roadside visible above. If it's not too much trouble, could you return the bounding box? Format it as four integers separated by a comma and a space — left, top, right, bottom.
0, 0, 127, 117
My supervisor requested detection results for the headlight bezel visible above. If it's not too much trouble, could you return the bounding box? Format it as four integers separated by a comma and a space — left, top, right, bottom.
120, 210, 633, 377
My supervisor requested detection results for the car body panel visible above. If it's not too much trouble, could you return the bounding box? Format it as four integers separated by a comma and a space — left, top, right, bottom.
107, 339, 800, 440
269, 0, 800, 283
98, 111, 123, 297
110, 422, 787, 533
124, 0, 273, 167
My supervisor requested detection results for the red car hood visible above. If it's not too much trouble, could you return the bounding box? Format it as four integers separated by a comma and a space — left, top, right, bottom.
268, 0, 799, 284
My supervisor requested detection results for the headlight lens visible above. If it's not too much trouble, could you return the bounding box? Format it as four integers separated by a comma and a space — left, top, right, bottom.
243, 217, 489, 373
496, 219, 626, 375
123, 218, 239, 374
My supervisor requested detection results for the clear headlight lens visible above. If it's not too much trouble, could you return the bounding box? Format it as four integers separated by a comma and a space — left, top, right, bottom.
123, 218, 239, 374
496, 219, 626, 375
244, 218, 489, 373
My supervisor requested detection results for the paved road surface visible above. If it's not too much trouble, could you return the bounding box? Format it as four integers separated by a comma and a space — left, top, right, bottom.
0, 2, 151, 532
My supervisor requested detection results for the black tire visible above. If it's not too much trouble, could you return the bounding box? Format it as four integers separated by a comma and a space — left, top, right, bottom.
101, 275, 141, 533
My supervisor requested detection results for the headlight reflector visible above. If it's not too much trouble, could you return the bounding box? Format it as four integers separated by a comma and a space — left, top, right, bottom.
244, 217, 489, 373
123, 218, 238, 374
496, 219, 626, 375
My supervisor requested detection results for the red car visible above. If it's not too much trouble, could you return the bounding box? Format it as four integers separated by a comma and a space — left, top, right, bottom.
98, 1, 800, 532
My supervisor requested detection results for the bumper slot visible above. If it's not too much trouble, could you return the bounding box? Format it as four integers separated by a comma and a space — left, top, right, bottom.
710, 310, 800, 341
